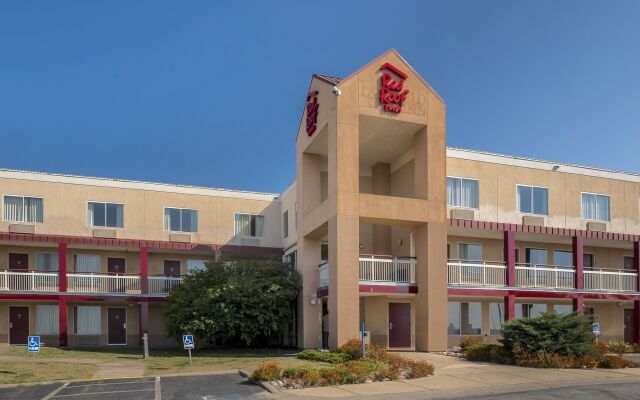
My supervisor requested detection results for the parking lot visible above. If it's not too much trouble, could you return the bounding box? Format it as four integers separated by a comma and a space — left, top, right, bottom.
0, 373, 269, 400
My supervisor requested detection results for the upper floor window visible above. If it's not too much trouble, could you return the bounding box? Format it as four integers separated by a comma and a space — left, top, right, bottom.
282, 211, 289, 239
164, 208, 197, 233
88, 202, 123, 228
581, 193, 610, 222
235, 213, 264, 237
446, 177, 479, 209
3, 195, 43, 223
517, 185, 548, 215
457, 243, 483, 262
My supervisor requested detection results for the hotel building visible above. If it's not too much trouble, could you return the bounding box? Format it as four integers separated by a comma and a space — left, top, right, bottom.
1, 49, 638, 350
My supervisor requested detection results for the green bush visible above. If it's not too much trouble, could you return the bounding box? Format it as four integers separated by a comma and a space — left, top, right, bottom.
501, 312, 595, 357
463, 343, 497, 362
297, 349, 352, 364
606, 341, 631, 355
250, 362, 282, 381
459, 337, 483, 352
405, 359, 435, 378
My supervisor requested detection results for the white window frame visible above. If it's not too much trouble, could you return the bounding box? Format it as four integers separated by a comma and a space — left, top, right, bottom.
163, 207, 198, 233
516, 184, 549, 216
86, 201, 124, 229
2, 194, 44, 224
233, 212, 265, 238
581, 192, 610, 222
446, 176, 479, 209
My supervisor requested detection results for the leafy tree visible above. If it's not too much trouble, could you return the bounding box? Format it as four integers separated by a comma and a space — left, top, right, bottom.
165, 257, 300, 346
500, 312, 595, 357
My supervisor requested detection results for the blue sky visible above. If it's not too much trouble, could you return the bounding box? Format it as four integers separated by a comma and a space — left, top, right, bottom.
1, 1, 639, 193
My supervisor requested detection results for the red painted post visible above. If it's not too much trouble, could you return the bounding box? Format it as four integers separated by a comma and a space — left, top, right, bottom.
572, 294, 584, 314
59, 298, 68, 347
504, 294, 516, 321
140, 247, 148, 294
58, 243, 67, 292
504, 230, 516, 287
573, 236, 584, 290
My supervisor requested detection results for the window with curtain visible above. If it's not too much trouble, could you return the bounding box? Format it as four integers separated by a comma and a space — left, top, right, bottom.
36, 253, 59, 271
3, 195, 43, 223
164, 208, 198, 233
74, 306, 101, 335
36, 304, 59, 335
489, 303, 504, 335
88, 202, 123, 228
282, 211, 289, 239
446, 177, 479, 209
75, 254, 101, 273
517, 185, 548, 215
447, 302, 461, 334
457, 243, 483, 262
554, 304, 573, 314
581, 193, 610, 221
526, 248, 548, 266
234, 213, 264, 237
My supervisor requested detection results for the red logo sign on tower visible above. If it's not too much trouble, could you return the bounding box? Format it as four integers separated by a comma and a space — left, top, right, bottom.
305, 91, 319, 136
379, 63, 409, 113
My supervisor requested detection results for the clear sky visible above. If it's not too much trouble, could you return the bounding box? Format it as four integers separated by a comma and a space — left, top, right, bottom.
1, 1, 639, 194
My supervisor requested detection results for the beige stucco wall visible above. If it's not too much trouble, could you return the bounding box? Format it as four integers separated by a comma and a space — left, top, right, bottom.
361, 296, 415, 348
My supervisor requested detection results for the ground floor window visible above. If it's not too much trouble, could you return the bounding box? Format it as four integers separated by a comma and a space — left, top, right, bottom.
553, 304, 573, 314
448, 302, 481, 335
74, 306, 101, 335
489, 303, 504, 335
516, 303, 546, 319
36, 304, 59, 335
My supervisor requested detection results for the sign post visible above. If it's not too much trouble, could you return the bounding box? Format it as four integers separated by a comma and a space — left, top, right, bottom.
28, 336, 40, 365
592, 323, 601, 344
183, 334, 194, 367
361, 322, 366, 358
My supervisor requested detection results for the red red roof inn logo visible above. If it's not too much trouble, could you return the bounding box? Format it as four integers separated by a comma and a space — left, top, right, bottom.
305, 91, 319, 136
379, 63, 409, 113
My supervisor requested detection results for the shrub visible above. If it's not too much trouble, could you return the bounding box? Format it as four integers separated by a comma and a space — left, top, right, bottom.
513, 351, 576, 368
319, 367, 349, 385
631, 343, 640, 353
459, 337, 483, 352
336, 338, 369, 360
405, 360, 435, 378
250, 362, 282, 381
342, 360, 371, 383
597, 355, 638, 369
463, 343, 496, 362
298, 349, 352, 364
501, 312, 596, 357
606, 341, 631, 355
282, 366, 326, 387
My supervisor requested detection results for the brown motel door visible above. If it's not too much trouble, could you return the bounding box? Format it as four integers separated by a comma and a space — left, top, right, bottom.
108, 308, 127, 345
388, 303, 411, 348
9, 253, 28, 271
9, 306, 29, 345
107, 257, 126, 274
164, 260, 180, 276
624, 309, 635, 344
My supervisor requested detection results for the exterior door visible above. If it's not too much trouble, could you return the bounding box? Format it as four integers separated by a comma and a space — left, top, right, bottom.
624, 309, 635, 344
164, 260, 180, 277
107, 257, 126, 274
9, 253, 28, 271
9, 306, 29, 345
108, 308, 127, 345
388, 303, 411, 348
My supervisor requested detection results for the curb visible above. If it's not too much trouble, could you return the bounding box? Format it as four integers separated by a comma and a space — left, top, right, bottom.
238, 370, 280, 394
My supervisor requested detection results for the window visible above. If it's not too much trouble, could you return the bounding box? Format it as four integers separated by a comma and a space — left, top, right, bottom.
553, 250, 573, 267
457, 243, 483, 262
582, 193, 610, 221
36, 253, 58, 271
554, 305, 573, 314
321, 243, 328, 261
584, 253, 594, 269
74, 306, 101, 335
234, 213, 264, 237
187, 259, 207, 273
489, 303, 504, 335
282, 211, 289, 239
448, 302, 482, 335
516, 304, 546, 319
446, 177, 479, 209
623, 256, 635, 271
164, 208, 197, 233
36, 304, 59, 335
526, 248, 547, 266
3, 195, 43, 223
447, 302, 461, 334
517, 185, 548, 215
284, 251, 297, 268
75, 254, 100, 273
88, 202, 123, 228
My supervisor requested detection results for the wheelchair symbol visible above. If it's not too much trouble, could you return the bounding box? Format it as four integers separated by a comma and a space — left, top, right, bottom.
29, 338, 38, 347
184, 337, 193, 345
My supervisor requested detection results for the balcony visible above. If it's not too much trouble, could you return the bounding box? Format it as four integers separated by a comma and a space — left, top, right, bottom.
149, 276, 184, 294
67, 273, 142, 294
359, 255, 416, 284
515, 264, 575, 289
585, 269, 638, 292
447, 260, 506, 287
0, 270, 58, 292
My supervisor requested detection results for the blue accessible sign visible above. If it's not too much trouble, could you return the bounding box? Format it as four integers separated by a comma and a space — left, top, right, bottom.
28, 336, 40, 352
183, 334, 194, 349
592, 323, 601, 337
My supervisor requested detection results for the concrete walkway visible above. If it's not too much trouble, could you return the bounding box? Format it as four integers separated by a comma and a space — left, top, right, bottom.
0, 355, 145, 379
278, 352, 640, 399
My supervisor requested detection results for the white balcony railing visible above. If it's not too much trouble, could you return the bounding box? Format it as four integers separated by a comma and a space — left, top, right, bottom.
584, 269, 638, 292
318, 262, 328, 287
447, 261, 507, 286
516, 264, 575, 289
0, 270, 59, 292
359, 255, 416, 283
67, 273, 141, 294
148, 276, 183, 294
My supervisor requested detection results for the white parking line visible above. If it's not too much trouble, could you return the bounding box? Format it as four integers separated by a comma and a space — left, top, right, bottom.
41, 383, 69, 400
155, 376, 161, 400
51, 388, 155, 397
68, 380, 155, 388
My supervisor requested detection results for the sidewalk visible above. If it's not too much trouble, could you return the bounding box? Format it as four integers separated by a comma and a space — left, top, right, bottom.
276, 352, 640, 399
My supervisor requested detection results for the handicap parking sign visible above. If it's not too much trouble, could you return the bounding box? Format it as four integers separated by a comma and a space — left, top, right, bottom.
28, 336, 40, 352
183, 334, 194, 349
592, 323, 601, 337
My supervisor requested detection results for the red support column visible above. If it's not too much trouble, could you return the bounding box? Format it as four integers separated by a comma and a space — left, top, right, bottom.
634, 300, 640, 345
59, 298, 68, 347
140, 247, 148, 294
572, 294, 584, 314
58, 242, 67, 292
504, 294, 516, 321
504, 230, 516, 287
573, 236, 584, 290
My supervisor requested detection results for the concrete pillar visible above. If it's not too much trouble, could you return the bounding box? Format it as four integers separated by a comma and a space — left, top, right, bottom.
573, 236, 584, 290
59, 298, 68, 347
504, 294, 516, 321
140, 247, 148, 294
504, 231, 516, 286
299, 236, 323, 348
372, 163, 391, 255
572, 295, 584, 314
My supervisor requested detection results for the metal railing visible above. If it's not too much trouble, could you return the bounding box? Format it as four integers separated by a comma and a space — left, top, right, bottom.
67, 273, 141, 294
359, 255, 416, 283
515, 264, 575, 289
447, 260, 507, 286
0, 270, 59, 292
318, 262, 328, 287
584, 269, 638, 292
148, 276, 183, 294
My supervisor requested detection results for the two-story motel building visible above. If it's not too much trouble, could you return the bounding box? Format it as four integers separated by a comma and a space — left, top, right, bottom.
1, 49, 639, 350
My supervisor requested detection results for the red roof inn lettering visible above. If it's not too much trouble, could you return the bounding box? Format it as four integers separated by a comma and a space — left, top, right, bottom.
379, 63, 409, 113
305, 91, 319, 136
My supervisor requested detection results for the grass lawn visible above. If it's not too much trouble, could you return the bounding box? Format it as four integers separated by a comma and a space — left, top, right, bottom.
0, 345, 143, 361
0, 361, 98, 384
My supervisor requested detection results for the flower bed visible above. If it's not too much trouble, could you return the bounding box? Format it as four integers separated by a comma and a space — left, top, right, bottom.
250, 339, 434, 389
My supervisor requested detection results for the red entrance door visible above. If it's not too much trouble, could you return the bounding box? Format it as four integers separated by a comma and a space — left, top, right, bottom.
9, 253, 28, 271
108, 308, 127, 345
624, 309, 635, 344
9, 306, 29, 345
388, 303, 411, 348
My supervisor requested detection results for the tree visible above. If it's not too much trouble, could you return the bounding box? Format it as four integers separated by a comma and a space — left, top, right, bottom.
165, 257, 300, 346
